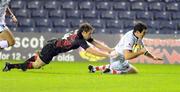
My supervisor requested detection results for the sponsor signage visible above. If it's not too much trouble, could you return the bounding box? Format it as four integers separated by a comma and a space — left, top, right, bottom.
1, 32, 180, 64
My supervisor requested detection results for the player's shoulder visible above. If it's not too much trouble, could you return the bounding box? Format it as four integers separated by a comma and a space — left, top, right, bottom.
123, 30, 135, 40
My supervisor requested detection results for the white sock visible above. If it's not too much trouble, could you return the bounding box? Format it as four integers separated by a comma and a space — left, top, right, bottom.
0, 40, 8, 48
95, 65, 109, 71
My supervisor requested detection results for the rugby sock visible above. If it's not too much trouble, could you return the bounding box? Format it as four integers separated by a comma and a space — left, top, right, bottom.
95, 65, 106, 71
8, 55, 37, 70
26, 62, 33, 69
8, 63, 22, 69
0, 40, 8, 48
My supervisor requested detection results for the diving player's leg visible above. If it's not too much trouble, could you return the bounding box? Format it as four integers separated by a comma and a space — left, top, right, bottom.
2, 53, 43, 72
2, 43, 57, 72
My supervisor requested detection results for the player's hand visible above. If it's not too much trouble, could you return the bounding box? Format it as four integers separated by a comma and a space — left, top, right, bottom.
139, 48, 147, 54
11, 15, 18, 26
109, 50, 118, 58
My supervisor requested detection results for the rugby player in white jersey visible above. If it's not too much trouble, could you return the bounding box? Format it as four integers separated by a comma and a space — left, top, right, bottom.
0, 0, 18, 49
88, 22, 163, 74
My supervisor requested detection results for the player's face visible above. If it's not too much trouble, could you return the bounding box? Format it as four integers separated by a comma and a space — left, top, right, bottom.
136, 29, 147, 39
82, 30, 93, 40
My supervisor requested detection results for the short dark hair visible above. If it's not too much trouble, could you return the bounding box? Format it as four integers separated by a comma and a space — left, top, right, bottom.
77, 22, 94, 34
133, 22, 147, 33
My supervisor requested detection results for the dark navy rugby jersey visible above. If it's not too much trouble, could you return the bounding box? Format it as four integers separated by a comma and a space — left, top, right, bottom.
55, 31, 94, 52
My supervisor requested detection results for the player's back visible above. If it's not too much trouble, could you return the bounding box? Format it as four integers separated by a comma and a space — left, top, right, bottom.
115, 30, 137, 55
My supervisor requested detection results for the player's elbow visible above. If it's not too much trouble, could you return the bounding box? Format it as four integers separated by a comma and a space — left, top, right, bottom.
124, 53, 139, 60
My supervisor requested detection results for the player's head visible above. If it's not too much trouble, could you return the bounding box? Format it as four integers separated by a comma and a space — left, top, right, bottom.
78, 22, 94, 40
133, 21, 147, 39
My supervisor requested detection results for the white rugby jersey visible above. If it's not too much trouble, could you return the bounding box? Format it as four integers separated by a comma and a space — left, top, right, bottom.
114, 30, 144, 56
0, 0, 11, 25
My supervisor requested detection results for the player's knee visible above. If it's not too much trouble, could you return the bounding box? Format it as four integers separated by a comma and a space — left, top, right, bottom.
32, 62, 43, 69
33, 64, 42, 69
128, 68, 138, 74
128, 71, 138, 74
132, 70, 138, 74
8, 38, 15, 46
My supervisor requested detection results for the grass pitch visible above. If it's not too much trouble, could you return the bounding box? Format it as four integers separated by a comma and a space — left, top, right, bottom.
0, 61, 180, 92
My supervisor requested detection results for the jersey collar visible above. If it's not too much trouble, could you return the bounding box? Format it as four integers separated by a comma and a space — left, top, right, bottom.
77, 32, 84, 39
132, 30, 139, 40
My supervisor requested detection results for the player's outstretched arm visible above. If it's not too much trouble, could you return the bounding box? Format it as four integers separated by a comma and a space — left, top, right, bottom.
124, 48, 146, 60
6, 6, 18, 24
91, 40, 113, 53
144, 51, 163, 60
85, 47, 110, 57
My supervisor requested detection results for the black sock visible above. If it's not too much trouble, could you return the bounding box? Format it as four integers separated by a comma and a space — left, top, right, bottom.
8, 56, 36, 70
8, 63, 23, 69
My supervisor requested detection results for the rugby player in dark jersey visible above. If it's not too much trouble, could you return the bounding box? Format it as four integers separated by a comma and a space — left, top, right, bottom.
2, 23, 113, 72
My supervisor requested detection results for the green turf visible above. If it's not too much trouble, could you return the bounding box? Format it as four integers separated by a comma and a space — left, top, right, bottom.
0, 61, 180, 92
